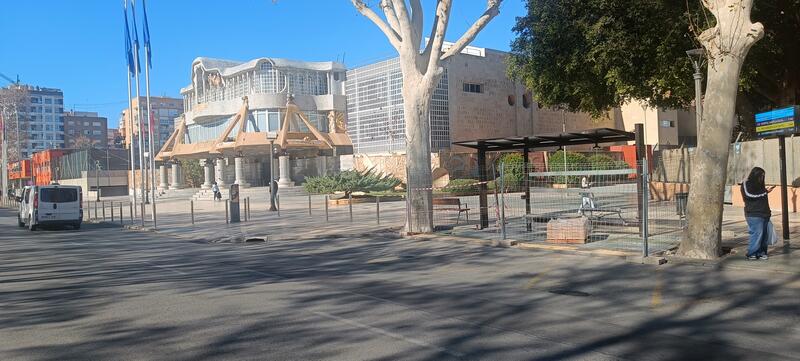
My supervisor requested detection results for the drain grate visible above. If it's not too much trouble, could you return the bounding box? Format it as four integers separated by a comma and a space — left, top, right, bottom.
548, 289, 591, 297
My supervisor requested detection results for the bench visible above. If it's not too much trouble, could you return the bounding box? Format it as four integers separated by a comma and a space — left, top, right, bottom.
433, 197, 470, 225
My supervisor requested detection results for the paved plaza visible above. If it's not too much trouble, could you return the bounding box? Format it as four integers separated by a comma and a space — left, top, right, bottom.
1, 202, 800, 360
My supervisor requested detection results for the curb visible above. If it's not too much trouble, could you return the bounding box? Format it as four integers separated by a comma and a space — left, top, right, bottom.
409, 233, 518, 248
516, 242, 639, 259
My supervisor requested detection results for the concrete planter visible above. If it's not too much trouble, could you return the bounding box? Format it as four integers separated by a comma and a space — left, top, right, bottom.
327, 194, 404, 206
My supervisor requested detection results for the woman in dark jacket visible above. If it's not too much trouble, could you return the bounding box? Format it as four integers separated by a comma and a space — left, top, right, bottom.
741, 167, 775, 260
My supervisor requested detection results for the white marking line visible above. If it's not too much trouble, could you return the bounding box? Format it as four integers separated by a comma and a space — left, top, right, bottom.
310, 310, 464, 358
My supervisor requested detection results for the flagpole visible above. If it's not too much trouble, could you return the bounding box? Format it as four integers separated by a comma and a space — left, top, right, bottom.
131, 0, 147, 208
124, 0, 138, 213
127, 63, 138, 211
144, 49, 156, 223
142, 0, 156, 224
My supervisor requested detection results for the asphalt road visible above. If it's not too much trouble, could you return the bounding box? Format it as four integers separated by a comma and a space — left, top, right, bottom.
1, 208, 799, 361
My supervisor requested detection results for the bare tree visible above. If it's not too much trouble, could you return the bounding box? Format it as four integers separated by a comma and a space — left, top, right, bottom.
351, 0, 503, 233
71, 135, 99, 150
679, 0, 764, 259
0, 85, 29, 163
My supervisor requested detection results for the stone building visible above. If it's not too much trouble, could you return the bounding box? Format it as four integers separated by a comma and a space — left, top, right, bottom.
63, 111, 108, 149
120, 96, 182, 153
155, 57, 352, 194
346, 44, 615, 179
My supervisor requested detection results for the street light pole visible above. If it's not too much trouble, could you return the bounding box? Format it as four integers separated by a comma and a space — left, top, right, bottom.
562, 108, 567, 187
686, 48, 705, 140
267, 135, 277, 211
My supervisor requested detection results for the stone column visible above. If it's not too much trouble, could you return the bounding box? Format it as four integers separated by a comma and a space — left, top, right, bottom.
234, 157, 250, 188
158, 165, 168, 190
278, 155, 294, 187
201, 159, 213, 189
169, 163, 183, 190
215, 158, 227, 186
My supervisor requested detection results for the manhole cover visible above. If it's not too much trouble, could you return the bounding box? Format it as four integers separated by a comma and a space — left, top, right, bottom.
245, 238, 267, 243
548, 289, 591, 297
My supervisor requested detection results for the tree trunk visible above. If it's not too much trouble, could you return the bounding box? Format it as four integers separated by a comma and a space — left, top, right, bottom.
678, 0, 763, 259
402, 71, 436, 233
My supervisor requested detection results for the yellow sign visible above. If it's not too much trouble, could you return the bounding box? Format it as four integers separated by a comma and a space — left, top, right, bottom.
756, 121, 795, 133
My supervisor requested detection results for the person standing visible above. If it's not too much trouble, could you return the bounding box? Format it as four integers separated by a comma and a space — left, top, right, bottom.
741, 167, 775, 260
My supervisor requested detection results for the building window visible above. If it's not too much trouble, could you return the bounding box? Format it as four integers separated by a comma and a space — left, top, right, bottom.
55, 99, 63, 105
67, 121, 74, 125
660, 120, 675, 128
508, 95, 516, 106
92, 122, 101, 127
92, 130, 102, 135
463, 83, 483, 93
44, 98, 52, 104
522, 93, 532, 109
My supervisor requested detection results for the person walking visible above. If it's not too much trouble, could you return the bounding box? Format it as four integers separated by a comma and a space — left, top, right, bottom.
211, 182, 221, 202
741, 167, 775, 260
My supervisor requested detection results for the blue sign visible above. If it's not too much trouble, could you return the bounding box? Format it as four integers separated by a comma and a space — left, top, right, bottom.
755, 106, 799, 138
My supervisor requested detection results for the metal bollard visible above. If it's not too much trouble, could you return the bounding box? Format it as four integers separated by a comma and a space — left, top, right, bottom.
111, 201, 115, 222
120, 203, 124, 225
94, 201, 98, 221
348, 193, 353, 223
324, 195, 329, 222
191, 200, 195, 225
102, 201, 106, 221
308, 194, 312, 216
140, 202, 145, 227
225, 201, 229, 224
277, 195, 280, 217
129, 202, 133, 224
247, 197, 251, 221
376, 196, 381, 225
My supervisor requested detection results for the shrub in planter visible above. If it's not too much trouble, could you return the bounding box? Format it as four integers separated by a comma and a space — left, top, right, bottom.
548, 151, 587, 185
442, 179, 495, 196
586, 154, 628, 171
303, 168, 402, 197
496, 153, 525, 191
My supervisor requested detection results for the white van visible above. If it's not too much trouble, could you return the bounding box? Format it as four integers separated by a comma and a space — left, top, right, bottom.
18, 184, 83, 231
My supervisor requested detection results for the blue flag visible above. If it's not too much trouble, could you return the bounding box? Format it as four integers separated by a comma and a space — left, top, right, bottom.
130, 0, 141, 72
123, 0, 134, 75
142, 0, 151, 68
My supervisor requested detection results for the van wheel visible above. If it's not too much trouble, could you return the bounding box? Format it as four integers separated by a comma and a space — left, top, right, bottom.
28, 218, 37, 231
18, 216, 25, 227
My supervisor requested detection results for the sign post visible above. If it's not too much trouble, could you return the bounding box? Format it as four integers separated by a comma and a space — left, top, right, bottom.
229, 184, 240, 223
755, 106, 798, 241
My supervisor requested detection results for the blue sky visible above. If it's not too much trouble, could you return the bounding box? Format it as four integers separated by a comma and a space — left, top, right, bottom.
0, 0, 526, 126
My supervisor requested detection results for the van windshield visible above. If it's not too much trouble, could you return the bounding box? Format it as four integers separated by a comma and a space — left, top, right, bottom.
39, 188, 78, 203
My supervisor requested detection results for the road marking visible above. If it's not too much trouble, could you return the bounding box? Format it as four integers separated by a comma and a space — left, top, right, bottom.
309, 310, 464, 358
524, 269, 551, 290
651, 270, 663, 309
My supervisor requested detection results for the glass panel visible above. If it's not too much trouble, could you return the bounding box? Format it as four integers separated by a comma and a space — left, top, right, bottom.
40, 188, 78, 203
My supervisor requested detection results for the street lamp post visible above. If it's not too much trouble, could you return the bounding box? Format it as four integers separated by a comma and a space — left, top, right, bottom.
267, 132, 278, 211
686, 48, 705, 139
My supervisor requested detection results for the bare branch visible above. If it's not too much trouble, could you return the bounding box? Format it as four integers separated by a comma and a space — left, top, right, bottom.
390, 0, 414, 48
351, 0, 402, 49
440, 0, 503, 61
380, 0, 402, 36
409, 0, 424, 48
425, 0, 452, 74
